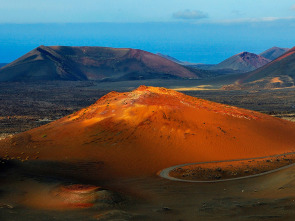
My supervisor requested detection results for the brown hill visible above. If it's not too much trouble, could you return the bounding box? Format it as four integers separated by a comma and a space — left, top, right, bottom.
223, 47, 295, 90
1, 86, 295, 178
0, 46, 199, 82
259, 46, 290, 60
211, 52, 271, 73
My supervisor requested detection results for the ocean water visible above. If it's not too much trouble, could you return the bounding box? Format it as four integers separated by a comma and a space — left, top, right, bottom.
0, 22, 294, 64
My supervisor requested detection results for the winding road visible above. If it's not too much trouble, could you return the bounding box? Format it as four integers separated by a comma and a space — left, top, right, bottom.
158, 152, 295, 183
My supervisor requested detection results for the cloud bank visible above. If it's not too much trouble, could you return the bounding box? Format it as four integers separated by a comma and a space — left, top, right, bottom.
213, 16, 295, 24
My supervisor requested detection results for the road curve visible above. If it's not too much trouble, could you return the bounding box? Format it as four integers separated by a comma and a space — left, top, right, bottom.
158, 152, 295, 183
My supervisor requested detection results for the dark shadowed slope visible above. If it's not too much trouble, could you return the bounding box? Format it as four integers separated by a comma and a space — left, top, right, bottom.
211, 52, 271, 73
0, 46, 200, 82
223, 47, 295, 90
260, 46, 290, 60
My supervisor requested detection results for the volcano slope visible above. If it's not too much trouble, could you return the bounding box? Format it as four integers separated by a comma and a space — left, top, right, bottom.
1, 86, 295, 179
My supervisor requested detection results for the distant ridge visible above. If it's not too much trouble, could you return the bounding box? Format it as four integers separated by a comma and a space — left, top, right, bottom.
259, 46, 290, 60
211, 52, 271, 73
156, 53, 203, 66
223, 47, 295, 90
0, 46, 200, 82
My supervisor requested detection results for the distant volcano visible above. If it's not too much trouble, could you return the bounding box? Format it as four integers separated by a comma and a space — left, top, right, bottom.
0, 46, 200, 82
211, 52, 271, 73
1, 86, 295, 178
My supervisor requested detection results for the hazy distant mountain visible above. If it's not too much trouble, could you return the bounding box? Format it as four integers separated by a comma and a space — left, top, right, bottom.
156, 53, 207, 67
259, 46, 290, 60
223, 47, 295, 90
211, 52, 271, 73
0, 63, 7, 68
0, 46, 200, 82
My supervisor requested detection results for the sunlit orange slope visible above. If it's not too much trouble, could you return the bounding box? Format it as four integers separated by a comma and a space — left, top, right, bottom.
1, 86, 295, 177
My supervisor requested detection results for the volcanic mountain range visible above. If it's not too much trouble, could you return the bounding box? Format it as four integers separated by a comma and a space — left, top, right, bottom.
0, 46, 201, 82
1, 86, 295, 178
1, 45, 294, 90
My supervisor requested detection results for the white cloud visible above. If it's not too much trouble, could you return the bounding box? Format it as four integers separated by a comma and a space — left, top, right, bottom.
292, 4, 295, 10
172, 10, 208, 20
260, 17, 281, 22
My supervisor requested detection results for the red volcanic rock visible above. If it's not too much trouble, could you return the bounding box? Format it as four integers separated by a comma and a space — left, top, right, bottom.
58, 184, 101, 195
51, 184, 101, 208
21, 183, 104, 210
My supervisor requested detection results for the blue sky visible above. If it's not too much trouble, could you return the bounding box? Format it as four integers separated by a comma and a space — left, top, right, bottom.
1, 1, 295, 63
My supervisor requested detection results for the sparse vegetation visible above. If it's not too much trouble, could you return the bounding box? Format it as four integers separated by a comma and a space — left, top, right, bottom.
0, 81, 108, 134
